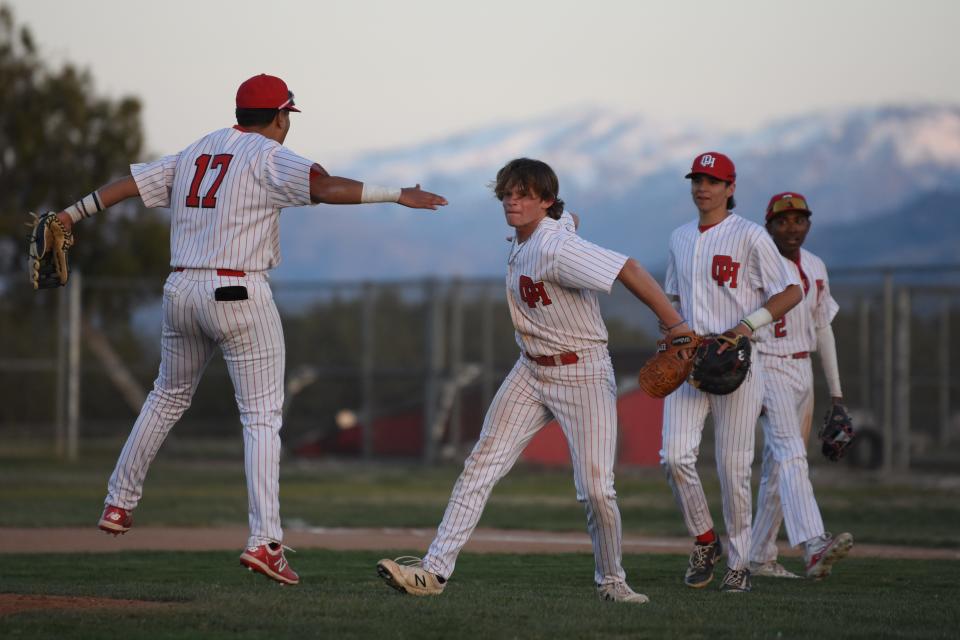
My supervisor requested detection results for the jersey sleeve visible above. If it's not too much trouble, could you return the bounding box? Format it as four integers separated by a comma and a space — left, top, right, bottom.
263, 146, 314, 208
749, 230, 800, 297
665, 243, 678, 297
552, 234, 628, 293
131, 154, 179, 209
558, 210, 577, 233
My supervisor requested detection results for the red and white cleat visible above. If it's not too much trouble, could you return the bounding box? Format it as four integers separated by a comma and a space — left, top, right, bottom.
98, 505, 133, 535
240, 543, 300, 585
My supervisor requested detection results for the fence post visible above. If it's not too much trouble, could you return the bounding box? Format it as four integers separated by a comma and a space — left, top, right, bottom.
55, 283, 68, 457
422, 279, 445, 465
859, 299, 871, 409
481, 284, 495, 410
882, 273, 894, 473
940, 300, 951, 447
448, 278, 464, 458
66, 271, 82, 461
895, 286, 911, 472
361, 282, 376, 460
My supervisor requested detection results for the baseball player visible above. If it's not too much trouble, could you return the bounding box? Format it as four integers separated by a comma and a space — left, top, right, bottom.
377, 158, 690, 604
749, 192, 853, 579
660, 152, 802, 593
54, 74, 446, 585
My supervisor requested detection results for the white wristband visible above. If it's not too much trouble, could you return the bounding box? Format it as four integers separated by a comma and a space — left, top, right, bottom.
65, 191, 104, 223
360, 184, 402, 203
740, 307, 773, 332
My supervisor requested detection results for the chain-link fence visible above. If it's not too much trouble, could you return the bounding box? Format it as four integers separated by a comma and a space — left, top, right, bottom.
2, 265, 958, 471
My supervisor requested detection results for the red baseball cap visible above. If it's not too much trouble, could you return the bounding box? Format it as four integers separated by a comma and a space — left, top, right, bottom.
765, 191, 812, 221
236, 74, 300, 112
685, 152, 736, 182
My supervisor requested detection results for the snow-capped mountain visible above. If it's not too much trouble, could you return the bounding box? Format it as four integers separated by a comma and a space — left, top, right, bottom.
276, 104, 960, 281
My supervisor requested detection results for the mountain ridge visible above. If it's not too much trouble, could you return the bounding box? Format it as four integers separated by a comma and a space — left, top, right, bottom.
275, 103, 960, 281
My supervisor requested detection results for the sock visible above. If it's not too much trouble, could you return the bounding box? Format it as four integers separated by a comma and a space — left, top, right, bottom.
696, 529, 716, 544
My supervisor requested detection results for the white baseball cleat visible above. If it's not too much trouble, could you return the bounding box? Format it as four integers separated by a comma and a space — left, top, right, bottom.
749, 560, 801, 579
805, 532, 854, 580
597, 581, 650, 604
377, 556, 445, 596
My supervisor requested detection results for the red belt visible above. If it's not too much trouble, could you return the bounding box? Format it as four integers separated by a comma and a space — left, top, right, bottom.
525, 351, 579, 366
772, 351, 808, 359
174, 267, 246, 277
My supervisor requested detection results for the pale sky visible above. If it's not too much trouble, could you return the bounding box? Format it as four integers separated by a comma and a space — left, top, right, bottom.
8, 0, 960, 161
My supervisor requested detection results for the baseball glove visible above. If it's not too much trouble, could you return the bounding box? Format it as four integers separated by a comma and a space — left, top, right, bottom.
689, 331, 751, 395
637, 331, 701, 398
819, 403, 855, 461
27, 211, 73, 290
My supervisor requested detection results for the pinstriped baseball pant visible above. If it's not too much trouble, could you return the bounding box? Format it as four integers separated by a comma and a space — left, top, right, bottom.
751, 355, 824, 563
660, 362, 763, 571
104, 270, 285, 548
423, 347, 627, 586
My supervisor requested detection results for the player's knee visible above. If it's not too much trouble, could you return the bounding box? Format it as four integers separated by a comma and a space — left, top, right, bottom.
147, 386, 194, 418
773, 438, 808, 462
577, 481, 616, 505
660, 449, 694, 474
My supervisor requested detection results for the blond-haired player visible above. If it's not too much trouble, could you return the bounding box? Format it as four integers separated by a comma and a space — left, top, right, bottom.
377, 158, 690, 604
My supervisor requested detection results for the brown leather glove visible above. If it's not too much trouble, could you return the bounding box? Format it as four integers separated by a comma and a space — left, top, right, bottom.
638, 331, 701, 398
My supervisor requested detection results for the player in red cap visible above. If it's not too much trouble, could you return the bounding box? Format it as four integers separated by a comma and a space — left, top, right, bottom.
51, 73, 447, 585
749, 192, 853, 580
659, 152, 802, 593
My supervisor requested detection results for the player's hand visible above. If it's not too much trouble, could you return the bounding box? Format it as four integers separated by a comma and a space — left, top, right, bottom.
398, 185, 448, 210
718, 323, 752, 353
665, 322, 696, 359
56, 211, 74, 235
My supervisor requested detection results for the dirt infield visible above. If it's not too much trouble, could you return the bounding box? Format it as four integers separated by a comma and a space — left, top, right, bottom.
1, 526, 957, 560
0, 593, 177, 618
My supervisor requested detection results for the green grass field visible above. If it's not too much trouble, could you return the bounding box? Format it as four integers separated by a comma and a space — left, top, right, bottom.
2, 552, 957, 639
1, 442, 959, 638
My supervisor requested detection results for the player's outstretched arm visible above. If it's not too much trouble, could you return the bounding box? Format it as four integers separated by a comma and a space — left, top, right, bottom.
720, 284, 802, 351
55, 175, 141, 233
617, 258, 689, 333
310, 164, 447, 210
397, 185, 448, 210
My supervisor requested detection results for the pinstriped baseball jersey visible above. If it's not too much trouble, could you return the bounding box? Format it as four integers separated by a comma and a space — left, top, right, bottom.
422, 214, 636, 588
660, 213, 799, 573
664, 214, 800, 337
757, 248, 839, 355
507, 217, 628, 356
751, 247, 838, 564
107, 126, 315, 550
131, 127, 313, 271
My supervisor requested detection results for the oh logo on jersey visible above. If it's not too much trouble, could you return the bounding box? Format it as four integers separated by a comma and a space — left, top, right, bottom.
711, 255, 741, 288
519, 275, 552, 308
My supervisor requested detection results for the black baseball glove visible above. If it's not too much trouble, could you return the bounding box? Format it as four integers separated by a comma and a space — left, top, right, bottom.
27, 211, 73, 289
689, 331, 751, 395
819, 403, 855, 461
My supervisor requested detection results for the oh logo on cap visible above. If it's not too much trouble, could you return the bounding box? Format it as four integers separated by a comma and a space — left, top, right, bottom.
700, 154, 716, 168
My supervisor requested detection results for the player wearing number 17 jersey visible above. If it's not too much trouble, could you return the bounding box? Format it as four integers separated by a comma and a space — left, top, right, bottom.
52, 74, 446, 585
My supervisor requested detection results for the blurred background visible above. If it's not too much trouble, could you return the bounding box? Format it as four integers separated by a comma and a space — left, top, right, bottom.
1, 1, 959, 475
